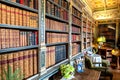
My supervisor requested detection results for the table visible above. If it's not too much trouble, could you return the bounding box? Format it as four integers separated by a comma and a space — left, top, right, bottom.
72, 69, 101, 80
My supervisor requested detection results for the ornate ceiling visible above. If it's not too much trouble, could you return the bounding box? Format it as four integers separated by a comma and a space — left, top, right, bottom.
82, 0, 120, 20
83, 0, 120, 12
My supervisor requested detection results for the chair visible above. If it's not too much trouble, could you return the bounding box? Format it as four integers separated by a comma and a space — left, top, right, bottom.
85, 56, 113, 80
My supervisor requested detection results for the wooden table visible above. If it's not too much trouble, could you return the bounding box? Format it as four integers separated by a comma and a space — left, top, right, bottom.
53, 69, 101, 80
72, 69, 101, 80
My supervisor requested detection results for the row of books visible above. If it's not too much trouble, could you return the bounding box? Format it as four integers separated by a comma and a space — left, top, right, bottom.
83, 27, 86, 32
0, 3, 38, 28
0, 28, 38, 49
83, 32, 86, 37
72, 26, 81, 33
49, 0, 69, 10
83, 22, 86, 27
87, 33, 91, 37
46, 45, 66, 68
72, 16, 81, 26
10, 0, 38, 9
72, 7, 81, 18
72, 43, 80, 56
86, 38, 91, 42
87, 42, 91, 47
72, 34, 80, 42
0, 49, 38, 80
46, 32, 68, 44
87, 29, 91, 33
45, 18, 68, 32
46, 0, 68, 21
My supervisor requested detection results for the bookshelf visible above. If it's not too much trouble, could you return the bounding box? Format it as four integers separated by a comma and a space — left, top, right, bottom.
71, 6, 82, 56
0, 0, 93, 80
0, 1, 39, 80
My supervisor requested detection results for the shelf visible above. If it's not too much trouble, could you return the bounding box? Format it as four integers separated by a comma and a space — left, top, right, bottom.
0, 45, 38, 54
72, 14, 81, 20
48, 0, 68, 12
0, 0, 38, 13
46, 29, 69, 33
72, 23, 81, 27
40, 59, 69, 80
46, 42, 68, 46
72, 53, 84, 60
72, 32, 81, 35
72, 41, 81, 43
27, 74, 39, 80
0, 24, 38, 31
46, 13, 68, 23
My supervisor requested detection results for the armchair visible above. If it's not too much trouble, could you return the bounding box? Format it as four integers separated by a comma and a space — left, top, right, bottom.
85, 56, 113, 80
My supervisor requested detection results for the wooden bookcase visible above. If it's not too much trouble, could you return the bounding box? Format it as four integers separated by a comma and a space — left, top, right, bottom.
0, 0, 39, 80
0, 0, 93, 80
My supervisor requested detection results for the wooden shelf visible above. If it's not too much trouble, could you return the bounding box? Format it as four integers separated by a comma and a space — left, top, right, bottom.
72, 41, 81, 43
46, 42, 68, 46
72, 23, 81, 27
0, 24, 38, 31
46, 13, 68, 23
0, 45, 38, 54
46, 29, 69, 33
72, 32, 81, 35
0, 0, 38, 13
40, 59, 69, 80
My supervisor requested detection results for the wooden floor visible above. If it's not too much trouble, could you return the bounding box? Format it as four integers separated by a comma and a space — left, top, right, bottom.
99, 67, 120, 80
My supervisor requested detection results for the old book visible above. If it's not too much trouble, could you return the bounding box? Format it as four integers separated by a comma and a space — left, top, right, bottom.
0, 3, 1, 24
11, 0, 16, 2
26, 11, 30, 27
1, 4, 7, 24
0, 54, 1, 80
19, 9, 23, 26
1, 54, 8, 80
7, 53, 13, 74
1, 28, 6, 49
11, 7, 15, 25
16, 30, 20, 47
33, 49, 38, 74
28, 50, 33, 76
19, 31, 23, 47
23, 50, 29, 78
5, 29, 10, 48
18, 51, 24, 79
15, 8, 19, 26
23, 10, 27, 26
6, 6, 11, 24
0, 29, 1, 49
13, 52, 19, 72
29, 0, 33, 8
9, 29, 13, 48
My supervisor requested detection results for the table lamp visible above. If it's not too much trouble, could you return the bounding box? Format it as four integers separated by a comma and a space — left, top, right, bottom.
112, 49, 120, 69
97, 36, 106, 48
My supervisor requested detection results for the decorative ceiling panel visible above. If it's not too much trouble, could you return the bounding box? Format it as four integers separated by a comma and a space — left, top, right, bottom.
83, 0, 120, 12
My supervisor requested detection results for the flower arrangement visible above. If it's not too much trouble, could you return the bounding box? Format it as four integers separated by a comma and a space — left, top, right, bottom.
60, 64, 75, 79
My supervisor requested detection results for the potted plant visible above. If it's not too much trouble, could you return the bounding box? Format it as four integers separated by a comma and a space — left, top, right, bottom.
60, 64, 75, 80
1, 65, 24, 80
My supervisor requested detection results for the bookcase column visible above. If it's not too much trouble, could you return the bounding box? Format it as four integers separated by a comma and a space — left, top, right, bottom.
115, 20, 119, 48
68, 1, 72, 60
38, 0, 47, 74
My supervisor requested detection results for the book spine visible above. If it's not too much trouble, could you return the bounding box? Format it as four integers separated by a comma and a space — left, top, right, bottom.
19, 9, 23, 26
23, 50, 29, 78
7, 53, 14, 74
0, 3, 1, 24
28, 50, 33, 76
0, 29, 1, 49
1, 4, 7, 24
5, 29, 10, 48
13, 52, 19, 72
15, 8, 19, 26
6, 6, 11, 24
26, 11, 30, 27
1, 54, 8, 80
1, 28, 6, 49
18, 51, 24, 79
11, 7, 15, 25
33, 49, 38, 74
0, 54, 1, 80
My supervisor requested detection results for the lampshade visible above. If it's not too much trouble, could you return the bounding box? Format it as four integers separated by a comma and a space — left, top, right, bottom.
112, 49, 120, 57
97, 36, 106, 42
